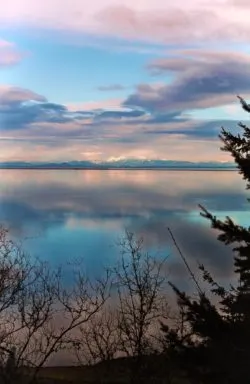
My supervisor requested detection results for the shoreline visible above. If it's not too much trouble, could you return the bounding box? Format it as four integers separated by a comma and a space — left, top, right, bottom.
0, 167, 237, 171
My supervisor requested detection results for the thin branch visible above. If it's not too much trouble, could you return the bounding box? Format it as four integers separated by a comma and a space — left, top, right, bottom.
167, 227, 203, 295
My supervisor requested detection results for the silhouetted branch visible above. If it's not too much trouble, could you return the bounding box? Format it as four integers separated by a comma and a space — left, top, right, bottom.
167, 228, 203, 295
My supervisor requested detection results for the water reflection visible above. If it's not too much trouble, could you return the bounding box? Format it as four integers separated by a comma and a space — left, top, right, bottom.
0, 169, 248, 286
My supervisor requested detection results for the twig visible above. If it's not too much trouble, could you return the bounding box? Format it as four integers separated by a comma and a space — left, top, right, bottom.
167, 228, 203, 295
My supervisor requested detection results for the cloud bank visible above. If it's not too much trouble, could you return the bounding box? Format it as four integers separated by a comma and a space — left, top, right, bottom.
1, 44, 249, 162
1, 0, 250, 44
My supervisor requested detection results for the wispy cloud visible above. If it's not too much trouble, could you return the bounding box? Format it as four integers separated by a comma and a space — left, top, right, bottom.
97, 84, 126, 92
0, 39, 23, 67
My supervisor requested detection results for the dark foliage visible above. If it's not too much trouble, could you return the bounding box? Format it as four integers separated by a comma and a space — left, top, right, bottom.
161, 96, 250, 384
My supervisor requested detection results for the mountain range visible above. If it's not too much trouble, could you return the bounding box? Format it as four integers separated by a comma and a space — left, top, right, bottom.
0, 159, 236, 169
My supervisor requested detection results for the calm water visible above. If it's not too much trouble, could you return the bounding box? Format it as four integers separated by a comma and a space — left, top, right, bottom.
0, 169, 249, 288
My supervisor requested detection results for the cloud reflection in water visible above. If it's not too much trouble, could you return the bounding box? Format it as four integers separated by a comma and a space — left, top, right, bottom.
0, 169, 248, 289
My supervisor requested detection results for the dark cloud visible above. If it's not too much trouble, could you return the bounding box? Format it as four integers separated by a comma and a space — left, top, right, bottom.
1, 101, 70, 129
0, 87, 71, 129
124, 51, 250, 113
0, 89, 96, 130
147, 51, 250, 75
0, 86, 146, 132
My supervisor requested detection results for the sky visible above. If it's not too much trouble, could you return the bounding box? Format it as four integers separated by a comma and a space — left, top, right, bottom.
0, 0, 250, 163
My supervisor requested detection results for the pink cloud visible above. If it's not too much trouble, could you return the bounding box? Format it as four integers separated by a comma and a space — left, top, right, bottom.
228, 0, 250, 7
0, 0, 249, 44
96, 5, 219, 44
0, 85, 46, 104
67, 98, 123, 112
0, 39, 23, 67
94, 1, 250, 44
148, 50, 250, 74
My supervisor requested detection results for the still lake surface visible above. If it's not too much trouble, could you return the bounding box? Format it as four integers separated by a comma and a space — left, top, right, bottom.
0, 169, 249, 289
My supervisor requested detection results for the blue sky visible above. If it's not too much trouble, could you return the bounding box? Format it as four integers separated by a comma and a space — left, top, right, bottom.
0, 29, 159, 103
0, 0, 250, 162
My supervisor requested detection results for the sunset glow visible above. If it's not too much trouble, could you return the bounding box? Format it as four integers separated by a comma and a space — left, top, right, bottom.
0, 0, 249, 162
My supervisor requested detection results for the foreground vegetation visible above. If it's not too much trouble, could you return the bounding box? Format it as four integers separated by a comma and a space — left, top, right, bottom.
0, 95, 249, 383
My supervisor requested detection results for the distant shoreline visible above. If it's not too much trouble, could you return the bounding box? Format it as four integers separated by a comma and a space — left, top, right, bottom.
0, 167, 237, 171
